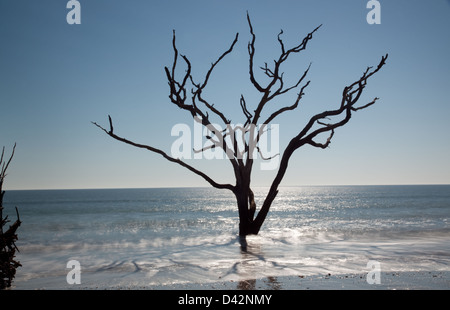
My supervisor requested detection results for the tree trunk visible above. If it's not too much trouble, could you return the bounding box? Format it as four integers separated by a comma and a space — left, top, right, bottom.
235, 186, 271, 236
235, 188, 251, 236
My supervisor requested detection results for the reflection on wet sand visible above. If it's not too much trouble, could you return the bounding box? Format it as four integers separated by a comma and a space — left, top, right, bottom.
237, 276, 281, 290
237, 236, 281, 290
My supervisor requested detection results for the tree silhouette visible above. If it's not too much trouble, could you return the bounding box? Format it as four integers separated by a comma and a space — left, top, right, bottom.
94, 14, 388, 236
1, 143, 22, 289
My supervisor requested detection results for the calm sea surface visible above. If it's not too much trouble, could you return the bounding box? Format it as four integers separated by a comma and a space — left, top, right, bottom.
3, 185, 450, 289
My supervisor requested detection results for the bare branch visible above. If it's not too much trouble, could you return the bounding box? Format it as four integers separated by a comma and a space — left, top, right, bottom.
194, 90, 231, 125
240, 95, 252, 126
256, 146, 280, 161
0, 143, 16, 181
193, 143, 216, 154
263, 80, 310, 126
200, 33, 239, 90
306, 129, 335, 149
260, 62, 274, 78
93, 117, 235, 191
162, 31, 242, 176
167, 30, 238, 126
192, 131, 222, 154
295, 54, 389, 148
351, 97, 379, 111
277, 63, 311, 96
108, 115, 114, 134
248, 15, 320, 125
277, 29, 285, 54
247, 12, 265, 93
164, 31, 199, 118
252, 54, 388, 233
185, 33, 238, 126
279, 24, 322, 63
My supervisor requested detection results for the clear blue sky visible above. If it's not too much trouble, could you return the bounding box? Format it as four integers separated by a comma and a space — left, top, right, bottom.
1, 0, 449, 190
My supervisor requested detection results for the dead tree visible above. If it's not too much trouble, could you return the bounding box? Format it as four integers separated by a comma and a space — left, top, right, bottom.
1, 143, 22, 289
94, 14, 388, 236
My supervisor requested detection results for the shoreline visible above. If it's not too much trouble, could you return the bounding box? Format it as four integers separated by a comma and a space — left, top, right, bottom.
142, 271, 450, 290
11, 270, 449, 290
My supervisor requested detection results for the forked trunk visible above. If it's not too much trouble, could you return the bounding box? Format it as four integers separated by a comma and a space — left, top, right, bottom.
235, 187, 270, 236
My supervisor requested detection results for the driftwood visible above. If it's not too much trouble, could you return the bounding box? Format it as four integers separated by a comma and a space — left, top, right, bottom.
1, 143, 22, 289
94, 13, 388, 236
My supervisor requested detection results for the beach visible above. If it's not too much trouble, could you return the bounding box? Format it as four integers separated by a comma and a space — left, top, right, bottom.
11, 271, 449, 290
151, 271, 450, 290
3, 186, 450, 290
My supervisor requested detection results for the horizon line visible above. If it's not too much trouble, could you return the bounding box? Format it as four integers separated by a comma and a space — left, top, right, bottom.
5, 183, 450, 191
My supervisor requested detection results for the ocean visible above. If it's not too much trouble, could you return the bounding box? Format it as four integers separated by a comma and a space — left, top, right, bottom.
2, 185, 450, 289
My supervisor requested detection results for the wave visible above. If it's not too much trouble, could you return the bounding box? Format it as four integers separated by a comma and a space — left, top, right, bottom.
8, 186, 450, 288
14, 225, 450, 288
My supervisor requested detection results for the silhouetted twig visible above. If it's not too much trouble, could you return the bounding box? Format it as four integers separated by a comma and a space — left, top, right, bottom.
1, 143, 22, 289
